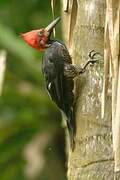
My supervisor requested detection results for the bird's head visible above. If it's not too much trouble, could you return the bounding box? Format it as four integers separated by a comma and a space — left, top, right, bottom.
20, 17, 60, 51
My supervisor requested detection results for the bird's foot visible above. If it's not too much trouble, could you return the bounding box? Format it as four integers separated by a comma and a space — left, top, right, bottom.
88, 50, 102, 65
79, 50, 102, 74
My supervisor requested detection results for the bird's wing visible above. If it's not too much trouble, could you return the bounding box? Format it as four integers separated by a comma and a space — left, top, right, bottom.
42, 42, 75, 149
42, 42, 72, 112
46, 73, 65, 110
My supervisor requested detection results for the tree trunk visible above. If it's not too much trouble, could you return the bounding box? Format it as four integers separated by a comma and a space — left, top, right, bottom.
60, 0, 118, 179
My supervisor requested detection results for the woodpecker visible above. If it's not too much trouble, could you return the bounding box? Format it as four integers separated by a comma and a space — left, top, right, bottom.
21, 17, 99, 150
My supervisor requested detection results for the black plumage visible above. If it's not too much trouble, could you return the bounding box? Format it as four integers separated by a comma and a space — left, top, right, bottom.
42, 41, 75, 148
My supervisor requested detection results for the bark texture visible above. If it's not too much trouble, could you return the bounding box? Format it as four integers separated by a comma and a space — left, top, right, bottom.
60, 0, 119, 179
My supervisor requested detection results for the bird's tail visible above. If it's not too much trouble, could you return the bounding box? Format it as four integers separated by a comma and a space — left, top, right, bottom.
66, 108, 76, 151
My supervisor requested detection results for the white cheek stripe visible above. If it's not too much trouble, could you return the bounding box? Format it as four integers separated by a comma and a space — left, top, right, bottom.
48, 82, 51, 90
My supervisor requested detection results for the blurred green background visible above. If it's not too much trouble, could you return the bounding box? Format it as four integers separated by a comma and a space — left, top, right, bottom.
0, 0, 67, 179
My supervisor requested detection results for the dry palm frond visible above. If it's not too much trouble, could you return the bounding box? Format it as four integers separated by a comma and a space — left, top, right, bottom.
103, 0, 120, 172
0, 50, 7, 96
51, 0, 56, 37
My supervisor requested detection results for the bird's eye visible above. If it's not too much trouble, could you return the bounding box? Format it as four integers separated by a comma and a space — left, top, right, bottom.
38, 31, 43, 37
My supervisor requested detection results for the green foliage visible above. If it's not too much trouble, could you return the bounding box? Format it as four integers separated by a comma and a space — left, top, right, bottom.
0, 0, 66, 179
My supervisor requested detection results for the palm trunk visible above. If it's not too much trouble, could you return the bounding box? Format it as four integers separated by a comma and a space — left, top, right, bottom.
60, 0, 119, 179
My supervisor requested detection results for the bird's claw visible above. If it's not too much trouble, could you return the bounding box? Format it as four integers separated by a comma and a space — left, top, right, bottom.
88, 50, 101, 59
88, 50, 102, 64
79, 50, 102, 74
78, 50, 103, 75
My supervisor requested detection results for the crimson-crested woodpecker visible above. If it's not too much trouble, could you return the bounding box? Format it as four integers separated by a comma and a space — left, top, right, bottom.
21, 17, 99, 150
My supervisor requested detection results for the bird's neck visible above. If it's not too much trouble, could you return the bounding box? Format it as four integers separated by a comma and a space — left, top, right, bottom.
47, 39, 56, 45
47, 39, 65, 47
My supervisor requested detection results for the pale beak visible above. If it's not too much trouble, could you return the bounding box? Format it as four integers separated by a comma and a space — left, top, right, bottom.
45, 17, 60, 32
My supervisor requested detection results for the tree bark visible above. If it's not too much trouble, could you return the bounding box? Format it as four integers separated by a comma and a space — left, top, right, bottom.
61, 0, 118, 179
